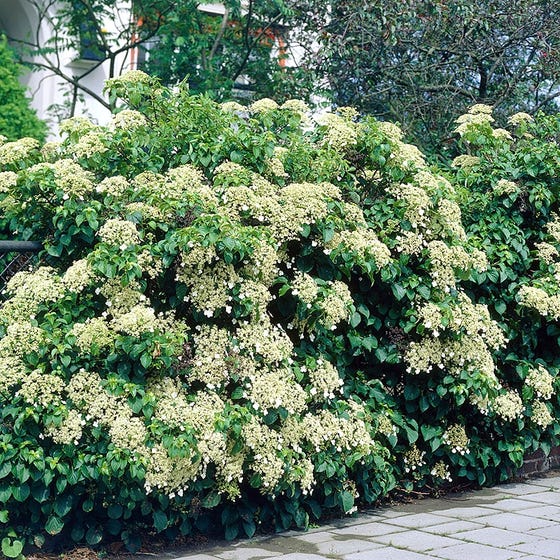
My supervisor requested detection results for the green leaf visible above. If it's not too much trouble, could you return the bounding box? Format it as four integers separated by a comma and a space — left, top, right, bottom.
152, 510, 168, 532
13, 463, 30, 483
494, 301, 507, 315
71, 526, 85, 542
140, 352, 152, 368
391, 283, 406, 300
224, 523, 239, 541
202, 492, 221, 509
53, 494, 73, 517
45, 515, 64, 535
122, 531, 142, 553
340, 490, 354, 513
404, 425, 419, 444
31, 485, 49, 503
242, 519, 256, 538
82, 498, 94, 512
0, 510, 7, 523
108, 503, 123, 519
85, 527, 103, 545
11, 483, 30, 502
350, 312, 361, 327
1, 537, 23, 559
420, 425, 439, 441
0, 463, 11, 479
0, 484, 13, 502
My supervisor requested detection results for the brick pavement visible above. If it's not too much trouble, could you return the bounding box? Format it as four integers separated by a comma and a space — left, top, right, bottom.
154, 473, 560, 560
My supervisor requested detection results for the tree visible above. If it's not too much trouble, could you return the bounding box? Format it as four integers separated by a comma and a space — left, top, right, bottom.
6, 0, 312, 120
0, 34, 46, 141
296, 0, 560, 152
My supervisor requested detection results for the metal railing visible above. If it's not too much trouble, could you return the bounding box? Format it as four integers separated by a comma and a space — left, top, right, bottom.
0, 240, 42, 291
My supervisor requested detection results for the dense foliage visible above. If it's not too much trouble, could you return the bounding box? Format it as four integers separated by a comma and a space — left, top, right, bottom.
0, 36, 46, 142
298, 0, 560, 152
10, 0, 309, 119
0, 73, 558, 557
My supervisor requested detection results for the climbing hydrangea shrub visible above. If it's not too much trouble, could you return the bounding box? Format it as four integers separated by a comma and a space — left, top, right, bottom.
449, 106, 560, 477
0, 72, 558, 556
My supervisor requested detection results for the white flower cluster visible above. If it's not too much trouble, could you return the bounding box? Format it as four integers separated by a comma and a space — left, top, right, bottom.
250, 98, 279, 113
71, 317, 114, 354
442, 424, 470, 455
0, 171, 17, 193
329, 228, 392, 268
17, 370, 65, 408
1, 266, 64, 324
508, 112, 533, 126
44, 409, 84, 446
428, 241, 488, 290
95, 175, 129, 199
70, 129, 108, 159
319, 280, 353, 330
525, 365, 555, 400
98, 218, 140, 249
245, 366, 307, 415
451, 155, 481, 169
431, 460, 452, 482
112, 304, 158, 337
494, 179, 519, 196
517, 285, 554, 317
316, 112, 359, 151
406, 293, 505, 390
531, 400, 554, 429
0, 137, 39, 165
454, 104, 495, 136
403, 444, 426, 474
375, 413, 398, 438
493, 390, 524, 422
112, 109, 148, 130
307, 359, 344, 400
62, 259, 95, 293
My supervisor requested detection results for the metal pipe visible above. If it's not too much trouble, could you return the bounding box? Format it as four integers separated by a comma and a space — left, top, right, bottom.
0, 241, 43, 253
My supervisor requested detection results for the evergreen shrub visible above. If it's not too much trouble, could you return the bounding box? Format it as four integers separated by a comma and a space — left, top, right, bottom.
0, 73, 558, 557
0, 35, 47, 143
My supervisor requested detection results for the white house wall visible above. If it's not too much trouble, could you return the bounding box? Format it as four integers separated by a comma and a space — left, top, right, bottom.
1, 0, 133, 135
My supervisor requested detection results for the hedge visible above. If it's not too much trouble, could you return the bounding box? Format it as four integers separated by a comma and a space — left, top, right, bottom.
0, 73, 558, 557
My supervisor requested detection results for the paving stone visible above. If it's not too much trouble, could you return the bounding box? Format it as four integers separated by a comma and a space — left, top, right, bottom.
216, 547, 279, 559
515, 556, 558, 560
492, 498, 549, 511
522, 491, 560, 505
434, 506, 503, 519
530, 478, 560, 490
496, 483, 553, 495
292, 531, 336, 544
367, 507, 415, 519
174, 555, 220, 560
345, 548, 435, 560
527, 525, 560, 540
430, 542, 524, 560
475, 512, 557, 532
315, 538, 385, 555
421, 520, 484, 535
521, 504, 560, 521
334, 520, 407, 537
513, 539, 560, 559
266, 554, 328, 560
453, 527, 542, 547
383, 513, 454, 528
372, 529, 461, 551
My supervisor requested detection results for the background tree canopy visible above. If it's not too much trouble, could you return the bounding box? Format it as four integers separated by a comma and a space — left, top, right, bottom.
299, 0, 560, 151
5, 1, 560, 148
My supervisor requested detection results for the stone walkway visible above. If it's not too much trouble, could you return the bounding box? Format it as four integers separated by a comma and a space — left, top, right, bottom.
160, 473, 560, 560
